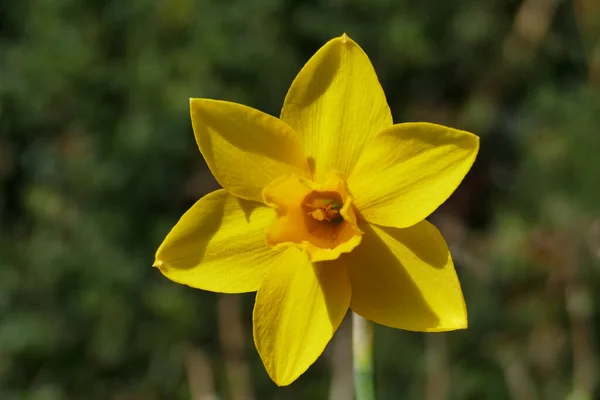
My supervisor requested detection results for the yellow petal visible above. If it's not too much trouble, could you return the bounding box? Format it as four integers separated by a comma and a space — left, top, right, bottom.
343, 221, 467, 332
348, 123, 479, 228
280, 34, 392, 182
253, 247, 350, 386
191, 99, 309, 202
154, 189, 279, 293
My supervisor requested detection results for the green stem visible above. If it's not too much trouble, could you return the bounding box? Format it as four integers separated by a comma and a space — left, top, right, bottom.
352, 312, 375, 400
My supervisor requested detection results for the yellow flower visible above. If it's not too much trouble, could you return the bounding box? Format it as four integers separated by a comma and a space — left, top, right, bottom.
154, 34, 479, 386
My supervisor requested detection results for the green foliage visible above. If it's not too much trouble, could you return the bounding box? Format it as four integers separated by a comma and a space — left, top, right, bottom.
1, 0, 599, 398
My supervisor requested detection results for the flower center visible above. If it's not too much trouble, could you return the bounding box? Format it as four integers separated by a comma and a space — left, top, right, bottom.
262, 173, 363, 262
304, 193, 344, 223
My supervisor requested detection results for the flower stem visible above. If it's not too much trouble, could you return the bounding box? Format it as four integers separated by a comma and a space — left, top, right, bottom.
352, 312, 375, 400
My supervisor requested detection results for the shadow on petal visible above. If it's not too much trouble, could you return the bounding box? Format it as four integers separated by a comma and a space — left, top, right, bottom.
236, 196, 262, 223
157, 193, 227, 270
285, 40, 341, 110
312, 261, 351, 327
194, 102, 305, 166
345, 222, 441, 330
376, 221, 448, 269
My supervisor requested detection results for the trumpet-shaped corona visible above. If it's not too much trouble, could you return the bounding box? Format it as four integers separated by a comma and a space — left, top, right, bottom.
262, 173, 363, 262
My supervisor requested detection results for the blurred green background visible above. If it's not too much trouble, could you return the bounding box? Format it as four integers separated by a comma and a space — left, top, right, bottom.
2, 0, 600, 399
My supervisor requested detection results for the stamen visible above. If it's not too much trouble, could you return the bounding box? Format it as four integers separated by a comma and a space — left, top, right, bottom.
305, 198, 344, 223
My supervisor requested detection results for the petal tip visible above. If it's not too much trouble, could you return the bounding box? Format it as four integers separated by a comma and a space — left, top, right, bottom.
341, 33, 350, 43
189, 98, 202, 114
189, 97, 210, 108
439, 315, 468, 332
273, 375, 295, 387
265, 364, 304, 387
464, 128, 480, 141
190, 98, 221, 111
422, 319, 468, 333
460, 127, 480, 148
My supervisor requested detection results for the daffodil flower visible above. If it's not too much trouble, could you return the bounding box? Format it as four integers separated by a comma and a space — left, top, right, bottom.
154, 34, 479, 386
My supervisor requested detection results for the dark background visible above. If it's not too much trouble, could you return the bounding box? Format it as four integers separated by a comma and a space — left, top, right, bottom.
1, 0, 600, 399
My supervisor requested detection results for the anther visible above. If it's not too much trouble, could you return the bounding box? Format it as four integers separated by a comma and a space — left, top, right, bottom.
306, 201, 343, 223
